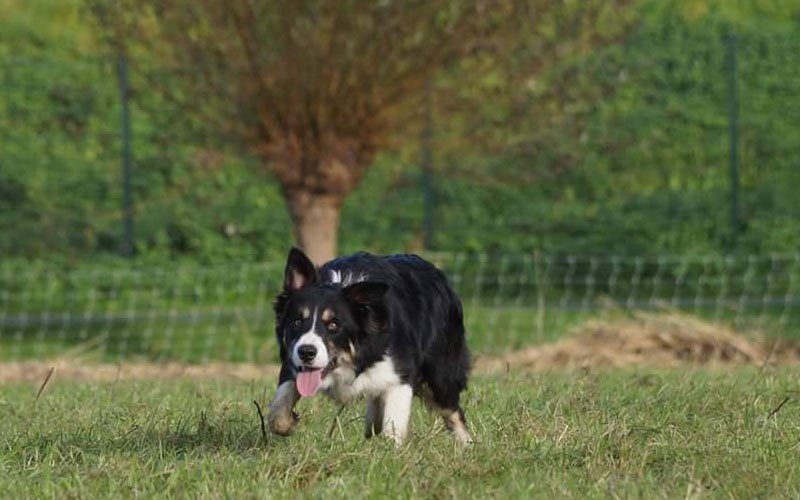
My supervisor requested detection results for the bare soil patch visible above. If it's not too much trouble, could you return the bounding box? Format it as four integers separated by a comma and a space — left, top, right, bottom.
2, 312, 799, 384
0, 360, 279, 384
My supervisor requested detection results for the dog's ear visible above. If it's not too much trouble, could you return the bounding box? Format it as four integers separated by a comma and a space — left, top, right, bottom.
342, 281, 389, 307
283, 247, 317, 293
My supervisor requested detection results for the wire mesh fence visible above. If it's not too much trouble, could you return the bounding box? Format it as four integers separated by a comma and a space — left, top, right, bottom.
2, 20, 799, 364
1, 253, 798, 362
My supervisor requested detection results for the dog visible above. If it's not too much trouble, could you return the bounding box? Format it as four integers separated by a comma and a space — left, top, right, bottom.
267, 247, 472, 446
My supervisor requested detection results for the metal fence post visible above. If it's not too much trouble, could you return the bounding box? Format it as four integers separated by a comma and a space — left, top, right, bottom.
421, 79, 435, 250
726, 33, 740, 251
117, 51, 135, 257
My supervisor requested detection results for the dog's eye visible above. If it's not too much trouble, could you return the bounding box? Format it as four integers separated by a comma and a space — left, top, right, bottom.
326, 319, 340, 332
292, 318, 303, 329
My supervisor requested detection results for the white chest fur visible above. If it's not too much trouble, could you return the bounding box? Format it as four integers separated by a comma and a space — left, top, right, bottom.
321, 356, 401, 405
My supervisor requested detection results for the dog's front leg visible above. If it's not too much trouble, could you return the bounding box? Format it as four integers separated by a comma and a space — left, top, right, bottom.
267, 366, 300, 435
364, 395, 385, 438
381, 384, 413, 446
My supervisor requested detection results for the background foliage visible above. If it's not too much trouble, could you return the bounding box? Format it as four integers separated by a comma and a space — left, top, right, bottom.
0, 0, 798, 264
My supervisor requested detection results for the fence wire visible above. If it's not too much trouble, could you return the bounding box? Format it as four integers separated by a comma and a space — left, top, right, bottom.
1, 253, 798, 362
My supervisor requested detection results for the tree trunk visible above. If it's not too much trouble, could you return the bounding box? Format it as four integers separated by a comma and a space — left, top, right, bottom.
285, 190, 341, 266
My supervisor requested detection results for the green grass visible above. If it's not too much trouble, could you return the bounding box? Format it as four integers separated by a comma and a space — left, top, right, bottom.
2, 368, 800, 498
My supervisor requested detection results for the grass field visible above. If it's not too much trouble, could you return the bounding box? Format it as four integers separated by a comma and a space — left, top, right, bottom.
0, 304, 590, 362
1, 368, 799, 498
3, 304, 798, 363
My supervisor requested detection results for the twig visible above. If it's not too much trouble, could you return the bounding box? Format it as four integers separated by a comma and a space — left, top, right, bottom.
327, 405, 346, 439
34, 367, 55, 401
759, 336, 780, 372
59, 334, 107, 360
253, 400, 268, 442
110, 362, 122, 401
768, 396, 791, 418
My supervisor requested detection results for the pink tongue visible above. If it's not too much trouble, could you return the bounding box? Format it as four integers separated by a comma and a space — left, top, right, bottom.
296, 369, 323, 398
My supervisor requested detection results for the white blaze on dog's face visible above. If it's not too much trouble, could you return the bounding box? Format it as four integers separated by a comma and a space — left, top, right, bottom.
290, 307, 329, 369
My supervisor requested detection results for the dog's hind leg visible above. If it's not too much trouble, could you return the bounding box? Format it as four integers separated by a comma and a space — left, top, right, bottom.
442, 407, 472, 445
381, 384, 413, 446
420, 295, 472, 445
267, 365, 300, 435
364, 395, 385, 438
422, 379, 472, 445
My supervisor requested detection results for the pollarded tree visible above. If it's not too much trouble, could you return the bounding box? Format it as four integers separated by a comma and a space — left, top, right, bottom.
90, 0, 630, 263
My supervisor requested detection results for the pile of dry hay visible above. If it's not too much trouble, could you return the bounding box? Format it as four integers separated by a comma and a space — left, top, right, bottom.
476, 311, 800, 372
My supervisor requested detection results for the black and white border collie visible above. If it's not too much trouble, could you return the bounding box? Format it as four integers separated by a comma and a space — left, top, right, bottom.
267, 248, 472, 445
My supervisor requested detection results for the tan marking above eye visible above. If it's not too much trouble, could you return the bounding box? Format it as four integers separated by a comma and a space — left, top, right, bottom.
321, 308, 335, 322
301, 307, 311, 319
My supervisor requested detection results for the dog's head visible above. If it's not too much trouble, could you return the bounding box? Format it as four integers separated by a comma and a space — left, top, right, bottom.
274, 248, 388, 398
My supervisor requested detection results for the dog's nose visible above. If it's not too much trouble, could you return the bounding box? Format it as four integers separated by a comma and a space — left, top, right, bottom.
297, 344, 317, 363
